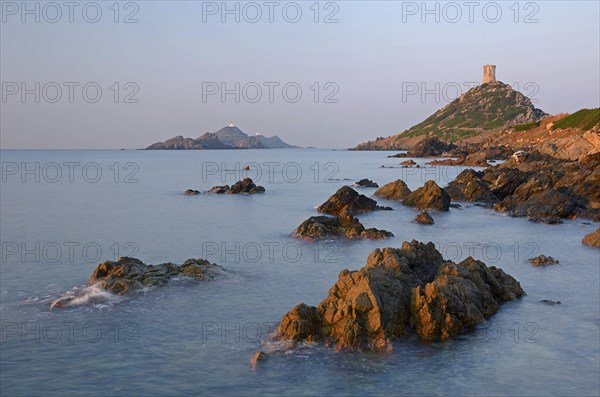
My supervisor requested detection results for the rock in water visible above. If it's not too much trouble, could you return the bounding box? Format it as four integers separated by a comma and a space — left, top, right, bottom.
208, 178, 265, 194
278, 241, 524, 349
318, 186, 391, 216
294, 213, 393, 240
87, 257, 225, 295
446, 152, 600, 220
400, 160, 417, 166
184, 189, 201, 196
582, 227, 600, 248
402, 180, 451, 211
413, 211, 434, 225
529, 255, 559, 266
354, 178, 379, 188
373, 180, 412, 201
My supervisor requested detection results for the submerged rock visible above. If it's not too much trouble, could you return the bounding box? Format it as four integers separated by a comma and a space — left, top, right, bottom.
402, 180, 451, 211
277, 241, 524, 349
413, 211, 434, 225
354, 178, 379, 188
184, 189, 201, 196
373, 179, 412, 201
87, 257, 225, 295
318, 186, 391, 216
294, 213, 393, 240
209, 178, 265, 194
582, 227, 600, 248
400, 160, 417, 166
529, 255, 559, 266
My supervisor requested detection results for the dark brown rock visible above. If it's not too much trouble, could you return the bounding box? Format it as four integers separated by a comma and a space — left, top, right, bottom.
294, 214, 393, 240
277, 241, 524, 349
402, 180, 451, 211
318, 186, 391, 216
373, 180, 412, 201
354, 178, 379, 188
209, 178, 265, 194
400, 160, 417, 166
184, 189, 201, 196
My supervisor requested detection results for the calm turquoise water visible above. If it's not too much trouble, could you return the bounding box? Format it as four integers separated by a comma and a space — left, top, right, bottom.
1, 149, 599, 396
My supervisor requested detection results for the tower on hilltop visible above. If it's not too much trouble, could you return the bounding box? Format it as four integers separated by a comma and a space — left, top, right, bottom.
483, 65, 496, 84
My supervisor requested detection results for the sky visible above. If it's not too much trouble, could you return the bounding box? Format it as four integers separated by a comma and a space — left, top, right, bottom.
1, 0, 599, 149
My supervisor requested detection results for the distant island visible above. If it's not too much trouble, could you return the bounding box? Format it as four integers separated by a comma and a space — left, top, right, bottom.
145, 123, 298, 150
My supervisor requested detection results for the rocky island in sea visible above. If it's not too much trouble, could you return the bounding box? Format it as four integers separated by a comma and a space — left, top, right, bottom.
145, 122, 298, 149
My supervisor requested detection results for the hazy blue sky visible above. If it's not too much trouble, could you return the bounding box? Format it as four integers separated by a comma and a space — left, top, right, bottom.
1, 0, 599, 148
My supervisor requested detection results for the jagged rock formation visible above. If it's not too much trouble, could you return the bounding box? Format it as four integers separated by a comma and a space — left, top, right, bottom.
446, 152, 600, 220
278, 240, 524, 349
294, 186, 393, 240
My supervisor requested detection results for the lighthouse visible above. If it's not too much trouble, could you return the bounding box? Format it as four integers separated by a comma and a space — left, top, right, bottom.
483, 65, 496, 84
228, 121, 235, 127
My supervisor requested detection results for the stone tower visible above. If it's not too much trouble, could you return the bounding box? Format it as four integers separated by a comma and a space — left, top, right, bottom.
483, 64, 496, 84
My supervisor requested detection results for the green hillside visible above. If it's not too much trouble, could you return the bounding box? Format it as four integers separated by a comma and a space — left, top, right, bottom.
551, 108, 600, 131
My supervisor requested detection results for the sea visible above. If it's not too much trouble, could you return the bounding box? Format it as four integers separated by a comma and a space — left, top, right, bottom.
1, 149, 599, 396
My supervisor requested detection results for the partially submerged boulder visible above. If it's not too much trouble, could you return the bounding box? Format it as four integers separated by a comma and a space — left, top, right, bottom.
400, 160, 417, 167
582, 227, 600, 248
413, 211, 434, 225
354, 178, 379, 188
184, 189, 201, 195
88, 257, 225, 295
373, 179, 412, 201
529, 255, 559, 266
402, 180, 451, 211
294, 213, 393, 240
209, 178, 265, 194
278, 240, 524, 349
318, 186, 391, 216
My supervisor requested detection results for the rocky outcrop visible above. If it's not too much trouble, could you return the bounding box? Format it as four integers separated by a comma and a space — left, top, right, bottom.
209, 178, 265, 194
50, 256, 226, 308
294, 213, 393, 240
413, 211, 434, 225
184, 189, 201, 196
446, 152, 600, 220
402, 180, 451, 211
278, 240, 524, 349
318, 186, 391, 216
85, 257, 224, 295
354, 179, 379, 188
400, 160, 417, 166
407, 137, 458, 157
373, 180, 412, 201
582, 227, 600, 247
529, 255, 559, 266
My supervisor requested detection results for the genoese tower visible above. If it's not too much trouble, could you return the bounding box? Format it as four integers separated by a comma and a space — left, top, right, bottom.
483, 64, 496, 84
